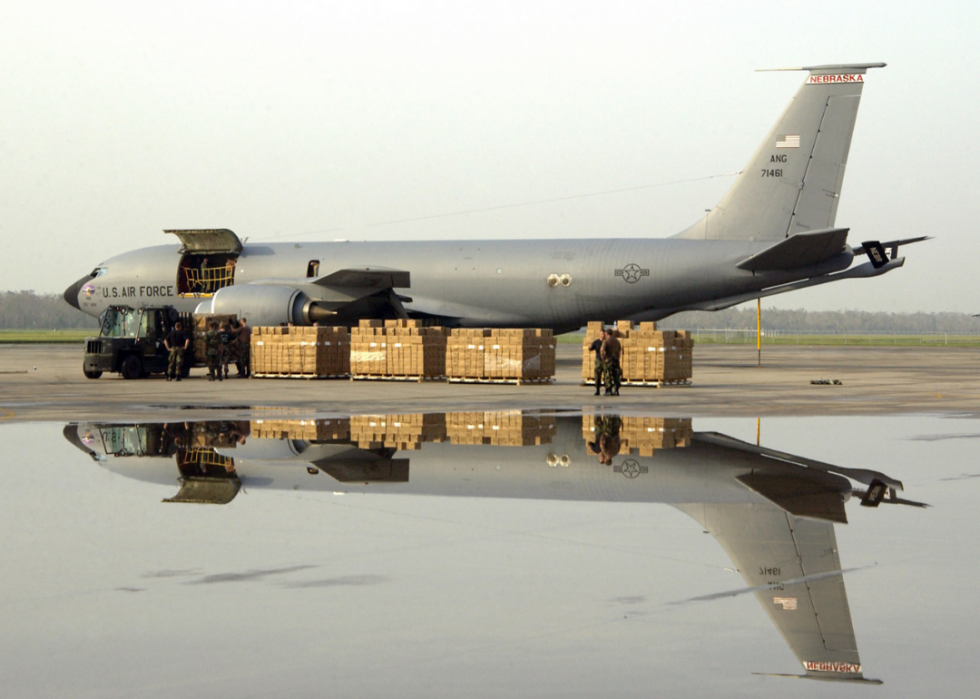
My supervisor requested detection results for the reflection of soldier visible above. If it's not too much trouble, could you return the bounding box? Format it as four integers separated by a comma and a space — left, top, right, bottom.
588, 415, 622, 465
600, 332, 622, 396
205, 321, 221, 381
589, 329, 606, 396
164, 321, 190, 381
235, 318, 251, 378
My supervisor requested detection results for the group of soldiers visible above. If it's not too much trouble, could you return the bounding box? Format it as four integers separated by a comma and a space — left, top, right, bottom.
162, 318, 251, 381
589, 327, 622, 396
204, 318, 251, 380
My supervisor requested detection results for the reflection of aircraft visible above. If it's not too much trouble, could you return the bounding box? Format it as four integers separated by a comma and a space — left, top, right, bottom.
65, 64, 928, 332
66, 413, 925, 683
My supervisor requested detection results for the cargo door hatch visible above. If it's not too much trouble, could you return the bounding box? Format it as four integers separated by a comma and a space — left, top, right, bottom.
165, 229, 243, 254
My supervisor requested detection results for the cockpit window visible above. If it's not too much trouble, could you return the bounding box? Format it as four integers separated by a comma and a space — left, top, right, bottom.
90, 267, 108, 277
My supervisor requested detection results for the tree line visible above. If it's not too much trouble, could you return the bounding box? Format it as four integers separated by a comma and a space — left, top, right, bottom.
1, 291, 978, 333
0, 292, 99, 329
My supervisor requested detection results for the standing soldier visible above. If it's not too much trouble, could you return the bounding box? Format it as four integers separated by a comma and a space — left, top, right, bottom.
205, 321, 221, 381
164, 321, 190, 381
589, 329, 607, 396
217, 321, 234, 379
235, 317, 251, 378
600, 329, 622, 396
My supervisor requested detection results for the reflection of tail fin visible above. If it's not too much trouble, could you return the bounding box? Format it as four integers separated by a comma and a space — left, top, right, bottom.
675, 62, 885, 242
678, 502, 867, 680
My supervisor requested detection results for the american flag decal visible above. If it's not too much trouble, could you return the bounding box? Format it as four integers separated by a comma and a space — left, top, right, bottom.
776, 134, 800, 148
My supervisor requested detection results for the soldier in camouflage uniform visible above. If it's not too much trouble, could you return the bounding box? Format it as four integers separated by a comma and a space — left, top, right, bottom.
164, 321, 190, 381
235, 318, 251, 378
217, 321, 234, 379
205, 321, 221, 381
589, 329, 606, 396
600, 331, 622, 396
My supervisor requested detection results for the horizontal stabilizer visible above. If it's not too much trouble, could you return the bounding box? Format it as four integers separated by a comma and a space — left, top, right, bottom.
736, 472, 849, 524
737, 228, 849, 271
851, 236, 931, 258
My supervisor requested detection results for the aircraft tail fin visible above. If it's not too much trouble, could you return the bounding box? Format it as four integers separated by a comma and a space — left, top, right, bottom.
675, 63, 885, 242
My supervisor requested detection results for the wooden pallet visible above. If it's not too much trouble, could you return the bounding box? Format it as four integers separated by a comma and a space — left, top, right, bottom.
350, 374, 446, 383
448, 377, 555, 385
582, 379, 692, 388
252, 373, 349, 380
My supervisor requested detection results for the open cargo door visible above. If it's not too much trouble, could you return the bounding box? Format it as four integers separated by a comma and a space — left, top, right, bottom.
163, 476, 242, 504
165, 229, 243, 254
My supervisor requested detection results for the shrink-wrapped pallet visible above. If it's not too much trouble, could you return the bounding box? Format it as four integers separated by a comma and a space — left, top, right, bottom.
447, 328, 555, 383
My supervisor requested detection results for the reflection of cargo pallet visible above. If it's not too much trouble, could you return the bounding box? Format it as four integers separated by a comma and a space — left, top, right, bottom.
252, 373, 349, 380
350, 374, 446, 382
449, 377, 555, 385
582, 379, 692, 388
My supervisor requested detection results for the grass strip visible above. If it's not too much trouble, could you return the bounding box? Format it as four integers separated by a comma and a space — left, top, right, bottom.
0, 330, 93, 344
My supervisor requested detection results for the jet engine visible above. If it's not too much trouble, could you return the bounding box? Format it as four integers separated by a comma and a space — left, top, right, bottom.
196, 284, 333, 327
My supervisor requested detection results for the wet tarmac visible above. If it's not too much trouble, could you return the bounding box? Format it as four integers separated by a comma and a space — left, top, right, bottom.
2, 409, 978, 698
1, 343, 979, 421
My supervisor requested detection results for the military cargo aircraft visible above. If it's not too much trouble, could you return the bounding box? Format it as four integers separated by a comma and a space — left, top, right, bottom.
65, 412, 927, 683
64, 63, 926, 333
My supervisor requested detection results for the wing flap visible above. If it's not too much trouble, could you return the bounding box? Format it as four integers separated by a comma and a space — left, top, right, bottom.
312, 268, 410, 289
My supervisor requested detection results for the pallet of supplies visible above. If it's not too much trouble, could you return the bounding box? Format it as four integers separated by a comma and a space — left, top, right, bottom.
350, 320, 387, 376
447, 328, 555, 384
251, 326, 350, 378
349, 320, 448, 380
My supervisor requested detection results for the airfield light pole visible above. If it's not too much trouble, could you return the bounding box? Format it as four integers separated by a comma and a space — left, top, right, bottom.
757, 298, 762, 367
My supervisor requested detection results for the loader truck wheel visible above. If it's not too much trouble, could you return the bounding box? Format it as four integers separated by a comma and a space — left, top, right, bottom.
120, 355, 143, 380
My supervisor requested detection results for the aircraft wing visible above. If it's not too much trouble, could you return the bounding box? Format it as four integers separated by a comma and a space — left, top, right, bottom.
678, 501, 867, 681
208, 267, 413, 325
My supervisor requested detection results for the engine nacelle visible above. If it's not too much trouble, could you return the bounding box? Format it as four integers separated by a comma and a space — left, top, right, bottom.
200, 284, 311, 327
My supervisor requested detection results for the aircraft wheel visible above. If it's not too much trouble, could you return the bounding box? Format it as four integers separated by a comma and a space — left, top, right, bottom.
120, 355, 143, 380
83, 369, 103, 379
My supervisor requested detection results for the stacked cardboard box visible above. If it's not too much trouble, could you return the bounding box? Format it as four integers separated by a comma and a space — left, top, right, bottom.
447, 329, 556, 382
582, 416, 692, 456
446, 411, 556, 446
249, 418, 351, 441
191, 313, 238, 365
349, 413, 447, 450
582, 320, 693, 384
251, 326, 350, 377
350, 320, 388, 375
382, 320, 448, 378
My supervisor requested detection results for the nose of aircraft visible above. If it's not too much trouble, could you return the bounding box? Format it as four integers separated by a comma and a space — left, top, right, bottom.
63, 274, 94, 310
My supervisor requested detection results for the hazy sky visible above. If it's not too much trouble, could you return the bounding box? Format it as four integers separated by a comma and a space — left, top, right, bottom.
2, 1, 978, 312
